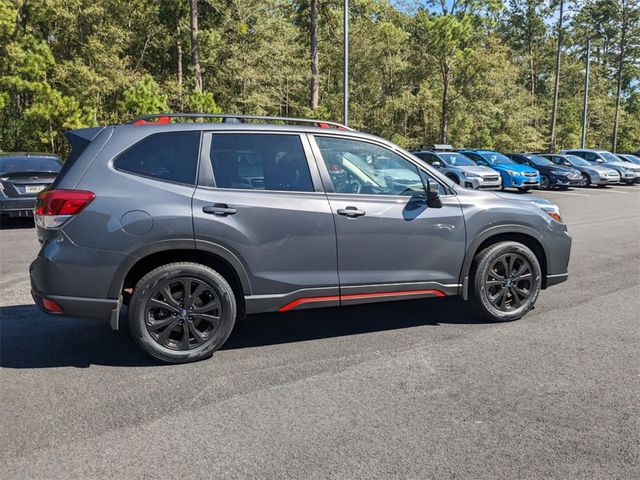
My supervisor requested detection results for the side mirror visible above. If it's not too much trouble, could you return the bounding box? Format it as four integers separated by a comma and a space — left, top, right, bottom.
426, 189, 442, 208
475, 160, 483, 166
431, 161, 442, 168
596, 159, 604, 163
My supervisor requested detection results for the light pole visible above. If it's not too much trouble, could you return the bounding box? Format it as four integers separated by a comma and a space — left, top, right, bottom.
581, 37, 591, 149
343, 0, 349, 127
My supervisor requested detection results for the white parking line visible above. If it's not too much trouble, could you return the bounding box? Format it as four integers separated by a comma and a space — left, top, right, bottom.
583, 187, 631, 194
538, 190, 591, 197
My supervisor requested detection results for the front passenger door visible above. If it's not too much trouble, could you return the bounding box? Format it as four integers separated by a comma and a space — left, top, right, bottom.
310, 135, 465, 303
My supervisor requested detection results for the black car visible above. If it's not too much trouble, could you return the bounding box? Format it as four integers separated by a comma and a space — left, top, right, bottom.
508, 153, 583, 190
0, 153, 61, 217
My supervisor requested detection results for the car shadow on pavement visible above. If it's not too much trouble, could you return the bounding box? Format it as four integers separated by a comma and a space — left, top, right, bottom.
0, 298, 492, 369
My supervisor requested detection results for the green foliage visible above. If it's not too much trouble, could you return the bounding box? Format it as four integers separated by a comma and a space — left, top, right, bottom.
118, 75, 169, 116
0, 0, 638, 155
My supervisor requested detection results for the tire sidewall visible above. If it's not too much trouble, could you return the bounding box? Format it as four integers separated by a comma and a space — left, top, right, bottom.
473, 243, 542, 322
129, 264, 236, 363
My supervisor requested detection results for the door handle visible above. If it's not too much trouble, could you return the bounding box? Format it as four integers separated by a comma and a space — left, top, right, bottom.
202, 204, 237, 216
337, 206, 365, 217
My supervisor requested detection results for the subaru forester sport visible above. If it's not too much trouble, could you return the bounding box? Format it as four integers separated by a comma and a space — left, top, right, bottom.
31, 114, 571, 363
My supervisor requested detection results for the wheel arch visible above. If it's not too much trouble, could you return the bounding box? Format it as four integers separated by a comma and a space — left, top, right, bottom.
460, 226, 549, 300
110, 241, 251, 306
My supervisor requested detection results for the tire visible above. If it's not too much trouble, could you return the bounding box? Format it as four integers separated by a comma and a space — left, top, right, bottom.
582, 173, 591, 187
129, 262, 237, 363
446, 173, 460, 185
470, 241, 542, 322
539, 175, 550, 190
517, 187, 531, 193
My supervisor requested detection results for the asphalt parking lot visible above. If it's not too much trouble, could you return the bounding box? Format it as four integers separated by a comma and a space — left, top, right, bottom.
1, 185, 639, 479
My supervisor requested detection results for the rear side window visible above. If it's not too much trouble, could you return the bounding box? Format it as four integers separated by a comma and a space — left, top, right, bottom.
115, 131, 200, 185
209, 134, 314, 192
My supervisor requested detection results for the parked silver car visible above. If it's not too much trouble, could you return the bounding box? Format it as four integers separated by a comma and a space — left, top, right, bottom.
542, 153, 620, 187
412, 147, 501, 189
560, 149, 640, 184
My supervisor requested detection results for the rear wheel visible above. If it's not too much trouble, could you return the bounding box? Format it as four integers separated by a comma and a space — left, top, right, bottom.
129, 262, 236, 363
470, 241, 542, 322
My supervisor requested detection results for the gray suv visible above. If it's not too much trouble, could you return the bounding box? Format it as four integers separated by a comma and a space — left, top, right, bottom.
31, 114, 572, 363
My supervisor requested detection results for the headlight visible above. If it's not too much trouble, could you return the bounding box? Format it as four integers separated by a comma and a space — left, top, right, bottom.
550, 169, 568, 176
464, 172, 480, 178
505, 170, 519, 176
531, 199, 562, 223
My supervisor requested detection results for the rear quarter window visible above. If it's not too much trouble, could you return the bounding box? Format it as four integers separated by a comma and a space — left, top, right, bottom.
114, 131, 201, 185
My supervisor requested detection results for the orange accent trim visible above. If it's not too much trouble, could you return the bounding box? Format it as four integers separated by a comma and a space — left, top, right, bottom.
278, 295, 340, 312
277, 289, 445, 312
342, 289, 445, 301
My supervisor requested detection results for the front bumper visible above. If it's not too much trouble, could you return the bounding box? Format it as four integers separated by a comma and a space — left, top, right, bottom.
551, 175, 584, 187
0, 198, 35, 216
619, 172, 640, 183
504, 175, 539, 188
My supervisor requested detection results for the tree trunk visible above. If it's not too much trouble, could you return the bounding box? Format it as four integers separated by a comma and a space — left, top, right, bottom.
177, 24, 183, 88
439, 63, 450, 144
612, 0, 627, 153
549, 0, 564, 152
189, 0, 203, 93
310, 0, 319, 110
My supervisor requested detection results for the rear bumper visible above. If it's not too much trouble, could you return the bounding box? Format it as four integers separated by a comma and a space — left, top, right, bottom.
31, 286, 118, 321
0, 198, 35, 216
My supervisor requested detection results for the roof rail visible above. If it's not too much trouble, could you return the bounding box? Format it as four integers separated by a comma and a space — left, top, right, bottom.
128, 113, 353, 131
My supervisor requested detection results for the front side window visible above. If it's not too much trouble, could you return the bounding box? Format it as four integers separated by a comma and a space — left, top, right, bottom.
315, 136, 445, 196
209, 134, 314, 192
115, 131, 200, 185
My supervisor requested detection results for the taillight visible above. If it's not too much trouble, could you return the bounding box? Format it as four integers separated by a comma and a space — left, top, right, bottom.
34, 189, 95, 229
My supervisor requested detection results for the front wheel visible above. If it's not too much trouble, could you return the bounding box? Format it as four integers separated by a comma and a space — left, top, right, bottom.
582, 173, 591, 187
539, 175, 550, 190
470, 242, 542, 322
129, 262, 237, 363
517, 187, 531, 192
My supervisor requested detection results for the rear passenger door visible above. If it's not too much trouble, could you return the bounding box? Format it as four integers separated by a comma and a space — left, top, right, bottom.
192, 132, 339, 312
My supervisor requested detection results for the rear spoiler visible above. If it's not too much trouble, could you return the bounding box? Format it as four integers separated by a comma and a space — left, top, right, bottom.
64, 127, 106, 165
65, 127, 105, 143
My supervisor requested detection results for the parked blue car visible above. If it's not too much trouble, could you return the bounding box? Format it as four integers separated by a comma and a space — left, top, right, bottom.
458, 150, 540, 192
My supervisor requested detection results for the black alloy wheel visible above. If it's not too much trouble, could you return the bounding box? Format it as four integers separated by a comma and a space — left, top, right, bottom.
484, 253, 534, 312
471, 241, 542, 322
145, 277, 221, 351
539, 175, 550, 190
129, 262, 237, 363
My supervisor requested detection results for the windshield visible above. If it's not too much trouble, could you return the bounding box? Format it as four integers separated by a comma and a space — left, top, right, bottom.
0, 156, 61, 174
565, 155, 590, 167
620, 154, 640, 165
439, 153, 475, 167
524, 154, 554, 166
598, 151, 620, 163
480, 151, 515, 165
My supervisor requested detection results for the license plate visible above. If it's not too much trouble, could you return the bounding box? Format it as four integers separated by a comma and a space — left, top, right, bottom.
25, 185, 45, 194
